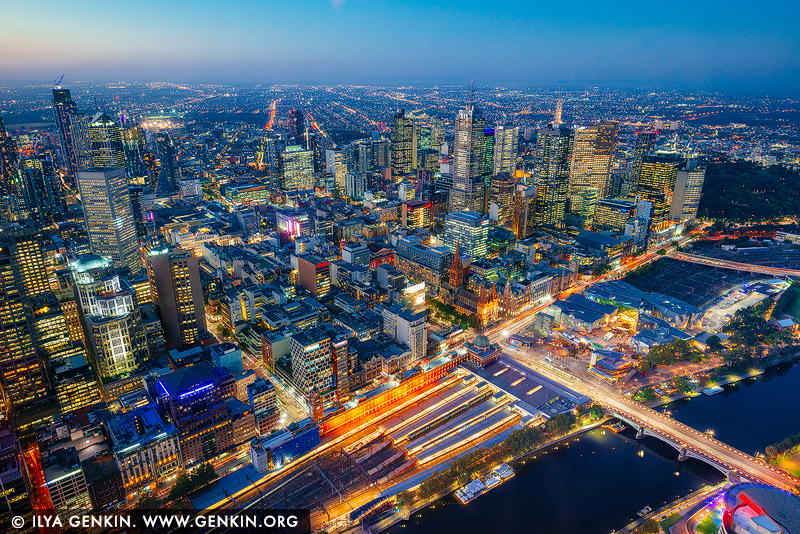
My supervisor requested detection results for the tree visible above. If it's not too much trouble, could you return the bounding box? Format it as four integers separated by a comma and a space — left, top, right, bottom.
588, 404, 604, 422
634, 519, 661, 534
706, 335, 723, 352
592, 264, 612, 277
135, 493, 162, 510
656, 249, 666, 256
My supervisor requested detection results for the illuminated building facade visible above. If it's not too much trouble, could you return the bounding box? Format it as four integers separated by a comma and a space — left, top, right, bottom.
0, 242, 46, 410
637, 153, 680, 226
145, 246, 206, 350
493, 123, 519, 175
670, 159, 706, 222
395, 236, 454, 294
88, 112, 126, 169
512, 184, 538, 240
52, 87, 79, 175
9, 226, 50, 298
450, 103, 486, 213
629, 130, 657, 192
290, 328, 334, 402
490, 172, 515, 222
296, 254, 331, 298
443, 210, 489, 260
534, 124, 573, 229
391, 109, 413, 177
76, 168, 142, 274
594, 198, 636, 234
281, 145, 315, 191
568, 122, 618, 215
401, 199, 431, 230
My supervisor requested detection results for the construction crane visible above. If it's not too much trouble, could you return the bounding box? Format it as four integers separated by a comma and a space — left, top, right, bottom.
54, 73, 64, 87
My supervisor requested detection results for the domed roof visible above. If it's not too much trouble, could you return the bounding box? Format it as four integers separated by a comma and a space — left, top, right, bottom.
71, 254, 111, 273
473, 334, 491, 349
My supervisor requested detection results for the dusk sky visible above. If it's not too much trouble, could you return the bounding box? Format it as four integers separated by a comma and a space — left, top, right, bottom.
2, 0, 799, 91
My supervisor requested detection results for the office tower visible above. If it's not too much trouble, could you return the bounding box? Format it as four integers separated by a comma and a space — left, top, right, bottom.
88, 112, 126, 169
123, 127, 148, 179
281, 145, 315, 191
512, 184, 538, 240
483, 128, 495, 177
76, 168, 142, 274
398, 180, 415, 201
52, 87, 79, 175
19, 154, 65, 221
594, 198, 637, 234
533, 124, 573, 228
296, 254, 331, 298
450, 101, 486, 213
154, 132, 178, 193
342, 242, 370, 265
430, 118, 445, 153
412, 123, 431, 169
0, 115, 18, 196
0, 427, 33, 517
288, 109, 305, 139
490, 172, 515, 222
637, 153, 680, 226
42, 447, 92, 514
71, 255, 144, 382
401, 200, 432, 229
0, 242, 46, 410
568, 123, 618, 214
390, 109, 413, 177
145, 246, 206, 350
493, 123, 519, 175
630, 130, 658, 192
416, 148, 439, 173
69, 112, 92, 172
326, 149, 348, 190
51, 352, 100, 414
670, 159, 706, 222
290, 328, 334, 402
9, 226, 50, 298
443, 210, 489, 260
395, 235, 454, 293
27, 294, 73, 359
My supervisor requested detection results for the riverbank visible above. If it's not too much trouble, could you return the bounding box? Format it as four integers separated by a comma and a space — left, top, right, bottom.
643, 350, 800, 410
348, 419, 608, 534
615, 482, 727, 533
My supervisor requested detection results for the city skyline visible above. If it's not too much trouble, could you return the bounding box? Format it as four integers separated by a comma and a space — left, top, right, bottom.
1, 0, 798, 93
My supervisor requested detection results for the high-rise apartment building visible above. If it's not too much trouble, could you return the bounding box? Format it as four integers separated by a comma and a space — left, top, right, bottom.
281, 145, 315, 192
450, 103, 486, 213
493, 123, 519, 176
52, 87, 79, 175
76, 168, 142, 274
534, 124, 573, 228
669, 159, 706, 222
443, 210, 489, 260
390, 109, 413, 177
145, 246, 206, 350
0, 242, 46, 410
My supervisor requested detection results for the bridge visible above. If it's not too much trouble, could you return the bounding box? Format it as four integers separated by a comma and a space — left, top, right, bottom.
602, 399, 800, 493
671, 252, 800, 279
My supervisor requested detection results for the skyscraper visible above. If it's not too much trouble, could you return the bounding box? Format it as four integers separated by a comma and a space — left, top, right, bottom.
512, 184, 538, 240
0, 115, 18, 197
630, 130, 658, 192
9, 226, 50, 298
19, 154, 65, 221
76, 168, 142, 274
390, 109, 413, 177
568, 122, 618, 215
450, 102, 486, 213
281, 145, 315, 191
325, 149, 348, 191
493, 123, 519, 176
145, 246, 206, 350
490, 172, 515, 222
669, 159, 706, 222
0, 241, 46, 410
288, 109, 305, 140
533, 124, 573, 228
69, 112, 92, 172
637, 153, 680, 227
155, 132, 179, 193
52, 87, 79, 175
88, 112, 126, 169
70, 255, 144, 382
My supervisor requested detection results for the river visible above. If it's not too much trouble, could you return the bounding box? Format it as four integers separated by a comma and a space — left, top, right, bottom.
386, 362, 800, 534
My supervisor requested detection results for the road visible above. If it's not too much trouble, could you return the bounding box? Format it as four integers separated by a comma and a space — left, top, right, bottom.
672, 252, 800, 278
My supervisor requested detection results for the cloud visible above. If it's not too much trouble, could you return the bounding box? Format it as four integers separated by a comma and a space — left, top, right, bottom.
331, 0, 345, 7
